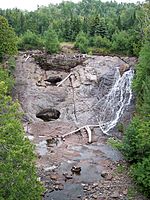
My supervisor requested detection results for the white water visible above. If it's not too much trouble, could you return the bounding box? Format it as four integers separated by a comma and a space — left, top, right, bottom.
96, 68, 134, 134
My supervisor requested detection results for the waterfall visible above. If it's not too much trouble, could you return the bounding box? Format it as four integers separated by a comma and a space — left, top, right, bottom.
95, 68, 134, 134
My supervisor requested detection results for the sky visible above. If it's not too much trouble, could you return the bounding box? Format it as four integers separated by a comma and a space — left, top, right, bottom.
0, 0, 143, 11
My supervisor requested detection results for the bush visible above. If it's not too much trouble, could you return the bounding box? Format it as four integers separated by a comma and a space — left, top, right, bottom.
122, 40, 150, 197
88, 47, 110, 55
132, 42, 150, 109
75, 31, 89, 53
92, 35, 112, 49
44, 29, 60, 54
131, 156, 150, 197
0, 16, 18, 61
0, 67, 14, 92
0, 68, 44, 199
117, 122, 124, 133
18, 30, 43, 50
122, 117, 150, 163
111, 31, 133, 55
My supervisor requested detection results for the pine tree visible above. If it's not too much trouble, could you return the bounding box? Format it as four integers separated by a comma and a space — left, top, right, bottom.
0, 16, 18, 61
44, 28, 60, 54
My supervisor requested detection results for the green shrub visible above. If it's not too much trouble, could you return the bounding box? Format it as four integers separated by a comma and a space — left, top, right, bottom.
107, 137, 123, 150
0, 16, 18, 61
117, 122, 124, 133
44, 29, 60, 54
0, 67, 14, 92
0, 69, 44, 199
18, 30, 43, 50
7, 56, 16, 75
75, 31, 89, 53
111, 31, 133, 55
122, 117, 150, 163
92, 35, 112, 49
88, 47, 110, 55
132, 42, 150, 110
131, 156, 150, 197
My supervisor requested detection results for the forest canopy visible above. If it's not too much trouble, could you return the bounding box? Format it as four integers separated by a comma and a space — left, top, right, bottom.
0, 0, 148, 55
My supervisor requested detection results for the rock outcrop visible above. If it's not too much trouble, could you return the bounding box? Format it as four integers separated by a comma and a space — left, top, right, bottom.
13, 52, 144, 200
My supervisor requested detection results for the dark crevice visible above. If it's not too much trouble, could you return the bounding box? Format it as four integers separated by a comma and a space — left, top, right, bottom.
36, 108, 60, 122
44, 76, 62, 86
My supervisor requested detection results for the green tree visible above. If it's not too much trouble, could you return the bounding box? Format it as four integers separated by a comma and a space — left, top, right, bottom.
92, 35, 111, 48
89, 15, 108, 37
0, 15, 17, 61
122, 30, 150, 197
18, 30, 43, 50
133, 41, 150, 110
44, 29, 60, 54
111, 31, 133, 55
131, 156, 150, 196
0, 68, 44, 199
75, 31, 89, 53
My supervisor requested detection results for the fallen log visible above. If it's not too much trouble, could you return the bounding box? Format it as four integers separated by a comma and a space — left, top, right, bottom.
57, 72, 73, 87
85, 125, 92, 143
61, 124, 100, 143
25, 55, 30, 62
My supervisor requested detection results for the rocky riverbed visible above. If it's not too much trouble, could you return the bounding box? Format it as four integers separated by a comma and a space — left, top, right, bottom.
13, 51, 146, 200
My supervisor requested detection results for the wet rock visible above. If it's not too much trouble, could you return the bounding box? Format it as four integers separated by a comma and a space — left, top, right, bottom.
92, 183, 99, 188
46, 137, 60, 147
111, 191, 120, 198
106, 174, 113, 180
92, 194, 98, 199
123, 189, 128, 195
36, 108, 60, 121
44, 165, 58, 172
50, 174, 59, 181
54, 183, 64, 190
119, 63, 130, 76
101, 171, 108, 178
63, 172, 73, 180
71, 166, 81, 174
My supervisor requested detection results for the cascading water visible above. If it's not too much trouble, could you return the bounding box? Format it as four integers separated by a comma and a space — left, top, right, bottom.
94, 67, 134, 134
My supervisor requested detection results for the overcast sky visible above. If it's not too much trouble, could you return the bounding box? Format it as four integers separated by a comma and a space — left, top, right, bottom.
0, 0, 143, 11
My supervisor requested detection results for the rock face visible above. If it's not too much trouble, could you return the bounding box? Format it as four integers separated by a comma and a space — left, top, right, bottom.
13, 52, 143, 200
14, 53, 136, 128
33, 53, 86, 71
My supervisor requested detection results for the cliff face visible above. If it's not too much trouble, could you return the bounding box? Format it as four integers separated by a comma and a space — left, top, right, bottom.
14, 52, 136, 127
13, 52, 141, 200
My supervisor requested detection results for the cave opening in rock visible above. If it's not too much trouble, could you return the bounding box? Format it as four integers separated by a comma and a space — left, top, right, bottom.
44, 76, 62, 85
36, 108, 60, 121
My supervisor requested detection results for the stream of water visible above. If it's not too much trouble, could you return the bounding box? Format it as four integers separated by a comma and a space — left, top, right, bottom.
96, 68, 134, 134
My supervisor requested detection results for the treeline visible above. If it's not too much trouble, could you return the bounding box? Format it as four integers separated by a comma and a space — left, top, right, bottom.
121, 2, 150, 196
0, 0, 146, 55
0, 16, 43, 199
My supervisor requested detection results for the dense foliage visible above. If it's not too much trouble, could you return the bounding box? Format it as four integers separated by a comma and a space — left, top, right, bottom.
0, 68, 43, 199
122, 2, 150, 196
0, 17, 43, 199
0, 16, 17, 61
18, 30, 43, 50
0, 0, 146, 55
44, 29, 60, 54
75, 31, 89, 53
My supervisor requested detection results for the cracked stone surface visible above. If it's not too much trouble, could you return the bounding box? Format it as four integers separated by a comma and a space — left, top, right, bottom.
13, 52, 146, 200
